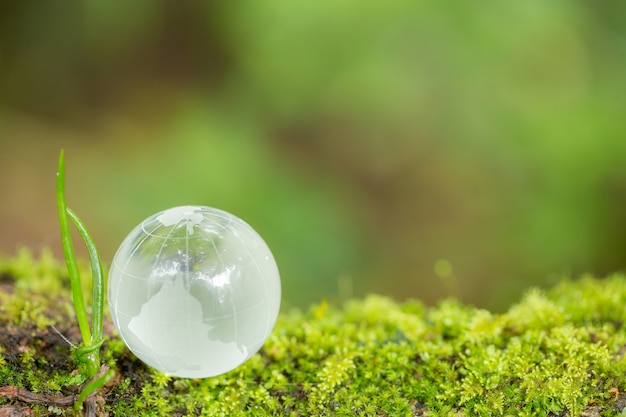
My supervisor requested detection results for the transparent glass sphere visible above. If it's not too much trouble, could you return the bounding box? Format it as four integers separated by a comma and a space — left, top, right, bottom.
108, 206, 281, 378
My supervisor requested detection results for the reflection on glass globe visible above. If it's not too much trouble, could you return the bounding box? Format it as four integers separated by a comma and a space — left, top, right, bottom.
108, 206, 281, 378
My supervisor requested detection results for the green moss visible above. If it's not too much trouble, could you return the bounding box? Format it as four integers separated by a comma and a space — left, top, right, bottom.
1, 249, 626, 416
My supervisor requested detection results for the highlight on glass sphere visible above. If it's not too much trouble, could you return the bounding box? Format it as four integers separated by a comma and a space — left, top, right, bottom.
108, 206, 281, 378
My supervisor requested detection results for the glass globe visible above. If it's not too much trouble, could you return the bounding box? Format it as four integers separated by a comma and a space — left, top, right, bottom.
108, 206, 281, 378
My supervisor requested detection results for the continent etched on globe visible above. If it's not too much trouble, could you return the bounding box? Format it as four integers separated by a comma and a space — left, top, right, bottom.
108, 206, 281, 378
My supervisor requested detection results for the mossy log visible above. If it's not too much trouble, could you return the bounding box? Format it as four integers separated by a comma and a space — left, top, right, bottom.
1, 249, 626, 416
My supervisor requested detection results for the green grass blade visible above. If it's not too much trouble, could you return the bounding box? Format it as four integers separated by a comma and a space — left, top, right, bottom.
67, 207, 104, 346
56, 151, 92, 348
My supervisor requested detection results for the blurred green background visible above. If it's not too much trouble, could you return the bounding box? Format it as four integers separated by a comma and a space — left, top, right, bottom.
1, 1, 625, 311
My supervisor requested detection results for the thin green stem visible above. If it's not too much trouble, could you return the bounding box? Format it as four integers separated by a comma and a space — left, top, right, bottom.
57, 150, 92, 347
74, 366, 115, 410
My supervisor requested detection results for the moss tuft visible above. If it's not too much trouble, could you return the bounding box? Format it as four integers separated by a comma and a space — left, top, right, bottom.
1, 249, 626, 416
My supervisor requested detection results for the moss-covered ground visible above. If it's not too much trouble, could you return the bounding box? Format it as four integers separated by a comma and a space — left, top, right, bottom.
1, 249, 626, 416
